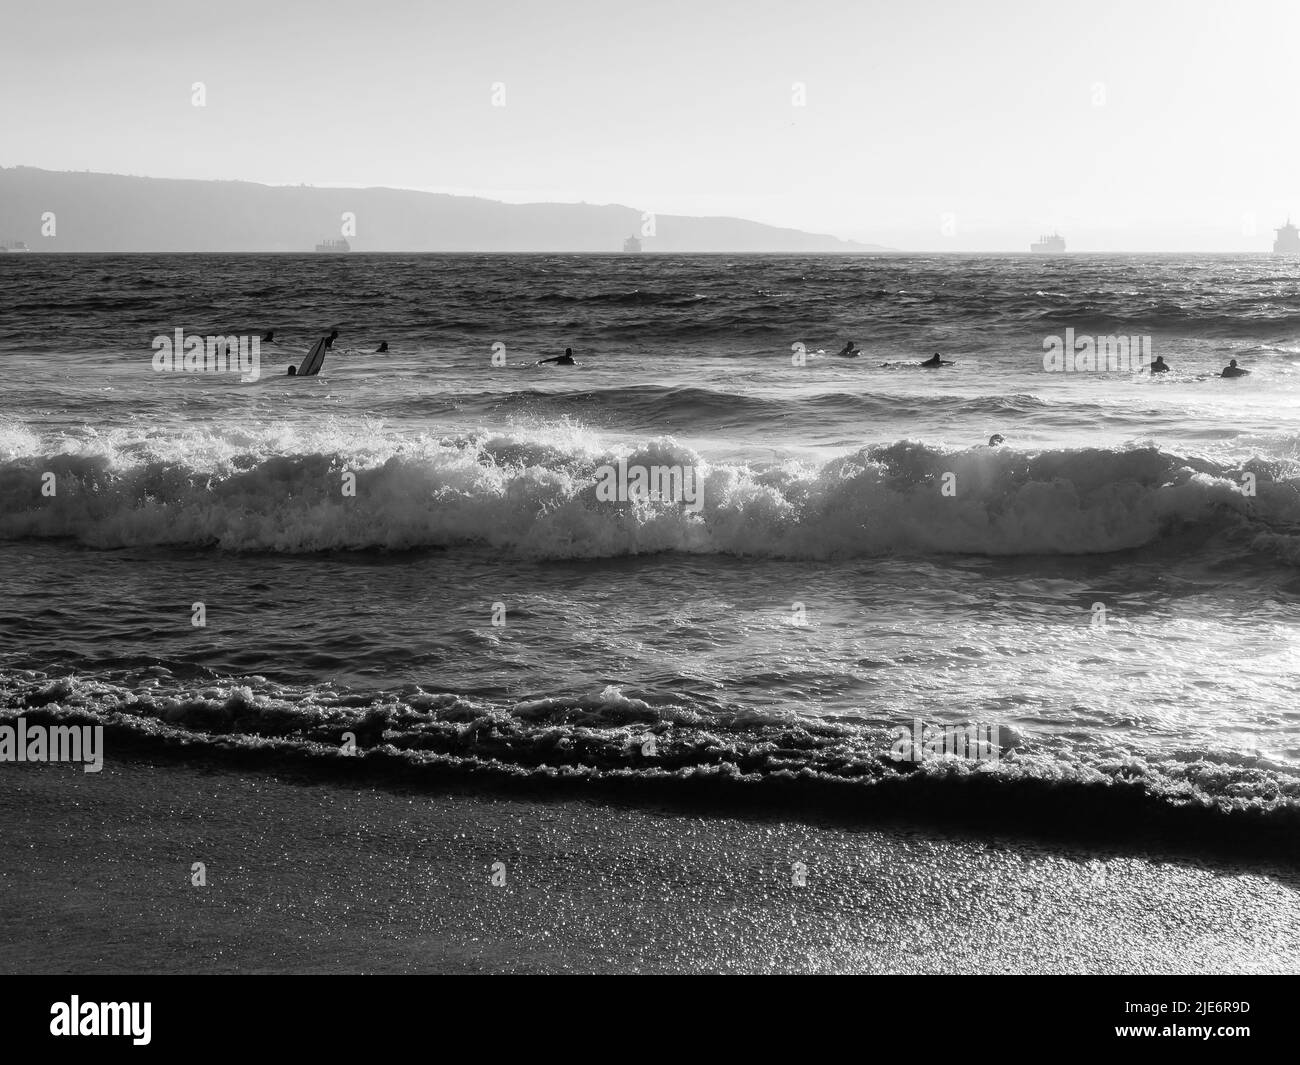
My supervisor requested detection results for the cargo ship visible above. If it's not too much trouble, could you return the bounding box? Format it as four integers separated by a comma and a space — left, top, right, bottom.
1273, 219, 1300, 254
314, 238, 350, 253
622, 235, 643, 253
1030, 233, 1066, 254
0, 241, 31, 252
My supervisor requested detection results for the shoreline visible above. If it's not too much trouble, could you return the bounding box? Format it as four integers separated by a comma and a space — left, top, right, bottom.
1, 756, 1296, 974
4, 709, 1296, 869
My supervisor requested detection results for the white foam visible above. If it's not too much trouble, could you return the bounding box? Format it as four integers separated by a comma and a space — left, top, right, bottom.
0, 424, 1292, 558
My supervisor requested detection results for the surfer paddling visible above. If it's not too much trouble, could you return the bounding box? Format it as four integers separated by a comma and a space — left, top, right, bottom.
538, 347, 577, 366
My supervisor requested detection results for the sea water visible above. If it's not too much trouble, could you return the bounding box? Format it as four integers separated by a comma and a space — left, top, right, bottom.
1, 253, 1297, 845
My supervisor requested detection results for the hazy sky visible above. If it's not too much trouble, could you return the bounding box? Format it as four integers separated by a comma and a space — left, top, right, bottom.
4, 0, 1300, 250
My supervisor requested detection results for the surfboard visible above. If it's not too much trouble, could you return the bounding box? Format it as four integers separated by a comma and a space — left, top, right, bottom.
298, 336, 329, 377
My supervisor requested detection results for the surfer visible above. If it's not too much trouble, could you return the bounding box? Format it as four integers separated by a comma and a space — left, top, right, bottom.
1150, 355, 1169, 373
921, 353, 952, 367
1221, 359, 1250, 378
988, 434, 1005, 446
291, 329, 339, 377
837, 341, 861, 357
538, 347, 577, 366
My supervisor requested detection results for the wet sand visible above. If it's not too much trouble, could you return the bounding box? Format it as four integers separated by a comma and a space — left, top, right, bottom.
1, 758, 1297, 974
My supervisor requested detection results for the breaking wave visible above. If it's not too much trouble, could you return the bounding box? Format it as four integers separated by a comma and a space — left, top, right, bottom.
1, 425, 1295, 558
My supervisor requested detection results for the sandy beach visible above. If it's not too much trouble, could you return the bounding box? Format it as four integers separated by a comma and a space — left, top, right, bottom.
2, 757, 1296, 975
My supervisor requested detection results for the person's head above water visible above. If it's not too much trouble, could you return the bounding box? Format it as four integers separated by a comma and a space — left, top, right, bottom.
287, 365, 297, 376
377, 341, 388, 353
566, 347, 572, 356
988, 433, 1005, 446
1229, 359, 1238, 367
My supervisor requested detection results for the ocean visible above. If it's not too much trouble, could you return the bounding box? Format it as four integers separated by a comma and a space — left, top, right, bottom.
2, 252, 1298, 868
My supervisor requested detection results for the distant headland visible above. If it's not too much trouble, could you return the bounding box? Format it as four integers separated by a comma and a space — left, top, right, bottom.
0, 166, 891, 254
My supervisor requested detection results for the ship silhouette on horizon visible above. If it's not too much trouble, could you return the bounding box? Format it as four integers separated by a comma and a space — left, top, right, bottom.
1030, 232, 1066, 254
1273, 219, 1300, 253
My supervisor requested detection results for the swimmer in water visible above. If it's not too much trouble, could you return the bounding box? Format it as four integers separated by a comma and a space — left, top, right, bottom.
286, 365, 297, 376
324, 329, 340, 350
261, 330, 275, 343
837, 341, 861, 357
921, 352, 952, 367
1150, 355, 1169, 373
1221, 358, 1250, 378
988, 434, 1005, 446
538, 347, 577, 366
376, 342, 388, 353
